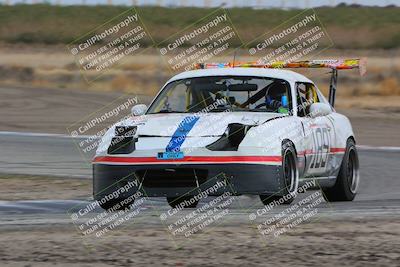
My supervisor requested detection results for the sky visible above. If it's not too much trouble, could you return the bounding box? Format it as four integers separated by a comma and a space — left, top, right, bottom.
1, 0, 399, 7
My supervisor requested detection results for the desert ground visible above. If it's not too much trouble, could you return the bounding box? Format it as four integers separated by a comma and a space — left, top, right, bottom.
0, 218, 399, 267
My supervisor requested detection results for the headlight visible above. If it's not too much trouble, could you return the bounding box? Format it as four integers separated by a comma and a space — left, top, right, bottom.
115, 126, 137, 137
108, 126, 138, 154
206, 123, 253, 151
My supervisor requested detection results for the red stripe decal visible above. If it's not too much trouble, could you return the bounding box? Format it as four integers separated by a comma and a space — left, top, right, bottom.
93, 155, 282, 164
330, 147, 346, 153
297, 147, 345, 155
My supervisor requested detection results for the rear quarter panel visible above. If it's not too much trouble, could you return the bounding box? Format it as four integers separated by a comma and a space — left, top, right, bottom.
330, 112, 355, 149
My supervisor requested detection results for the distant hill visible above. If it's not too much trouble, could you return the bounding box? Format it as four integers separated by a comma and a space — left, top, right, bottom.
0, 4, 399, 48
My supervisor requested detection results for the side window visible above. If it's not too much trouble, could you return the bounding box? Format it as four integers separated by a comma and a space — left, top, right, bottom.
296, 82, 319, 117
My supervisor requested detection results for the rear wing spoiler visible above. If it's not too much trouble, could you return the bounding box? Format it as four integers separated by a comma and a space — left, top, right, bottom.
195, 58, 367, 107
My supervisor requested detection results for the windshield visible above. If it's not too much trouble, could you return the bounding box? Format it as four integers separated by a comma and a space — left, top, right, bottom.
147, 76, 292, 114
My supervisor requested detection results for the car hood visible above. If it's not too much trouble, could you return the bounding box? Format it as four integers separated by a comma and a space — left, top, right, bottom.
118, 112, 284, 137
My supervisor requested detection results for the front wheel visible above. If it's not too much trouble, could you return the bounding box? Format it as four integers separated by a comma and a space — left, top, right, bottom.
322, 139, 359, 201
260, 141, 299, 205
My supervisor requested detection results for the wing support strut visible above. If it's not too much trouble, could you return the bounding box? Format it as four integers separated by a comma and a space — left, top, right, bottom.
328, 68, 338, 107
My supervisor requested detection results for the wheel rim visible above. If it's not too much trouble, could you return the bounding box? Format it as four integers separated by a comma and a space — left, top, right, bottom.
347, 147, 359, 194
283, 150, 298, 195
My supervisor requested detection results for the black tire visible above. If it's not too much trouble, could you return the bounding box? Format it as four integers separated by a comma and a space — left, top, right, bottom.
322, 139, 359, 202
98, 197, 135, 211
167, 196, 199, 209
260, 141, 298, 205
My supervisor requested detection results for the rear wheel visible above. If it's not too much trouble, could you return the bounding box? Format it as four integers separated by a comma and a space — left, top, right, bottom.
322, 139, 359, 201
260, 141, 298, 205
167, 196, 199, 209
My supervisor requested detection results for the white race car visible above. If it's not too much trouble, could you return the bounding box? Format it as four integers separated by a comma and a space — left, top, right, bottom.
93, 59, 364, 210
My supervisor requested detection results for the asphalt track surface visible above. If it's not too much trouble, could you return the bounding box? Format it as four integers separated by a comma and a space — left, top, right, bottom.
0, 132, 400, 225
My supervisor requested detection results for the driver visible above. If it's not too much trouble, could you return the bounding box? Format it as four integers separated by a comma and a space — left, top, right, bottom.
264, 81, 289, 113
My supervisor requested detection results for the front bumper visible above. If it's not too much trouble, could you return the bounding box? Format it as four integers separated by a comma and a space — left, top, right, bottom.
93, 161, 284, 199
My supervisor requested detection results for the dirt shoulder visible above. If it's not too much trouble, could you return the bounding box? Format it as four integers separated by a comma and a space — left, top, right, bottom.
0, 218, 399, 267
0, 174, 91, 201
338, 107, 400, 147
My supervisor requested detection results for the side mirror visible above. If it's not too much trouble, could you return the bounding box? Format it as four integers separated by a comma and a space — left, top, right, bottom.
309, 103, 332, 118
131, 104, 147, 116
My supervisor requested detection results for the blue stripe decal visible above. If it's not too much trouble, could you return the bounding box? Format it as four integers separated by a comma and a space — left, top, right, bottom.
166, 116, 200, 152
